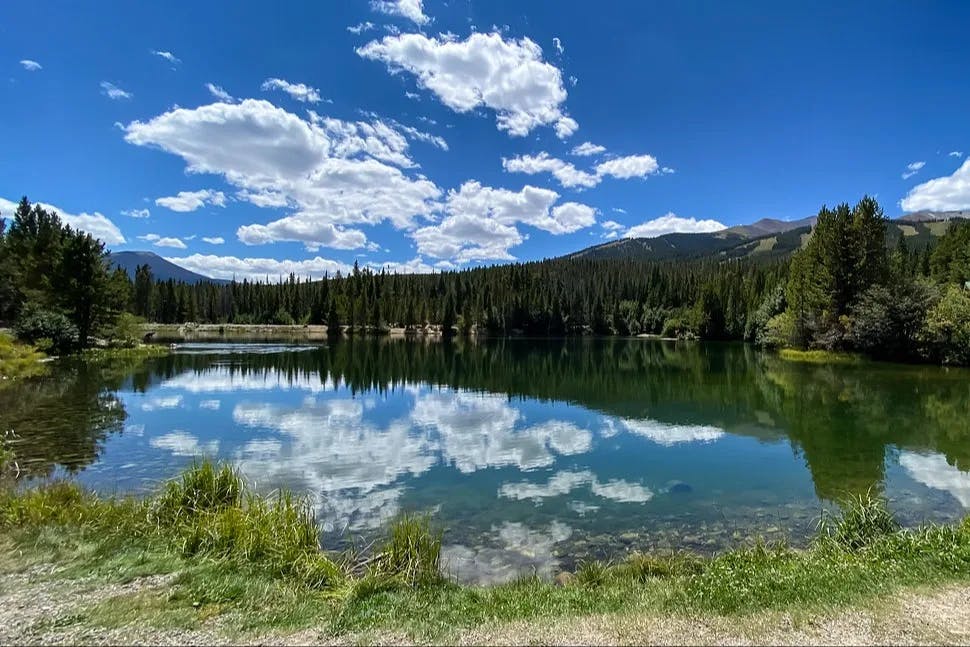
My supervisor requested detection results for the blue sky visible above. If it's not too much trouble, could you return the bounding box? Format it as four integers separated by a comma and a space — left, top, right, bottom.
2, 0, 969, 280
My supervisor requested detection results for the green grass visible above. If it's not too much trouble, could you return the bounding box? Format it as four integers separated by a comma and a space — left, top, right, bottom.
1, 461, 969, 641
0, 333, 47, 384
80, 344, 170, 361
778, 348, 862, 364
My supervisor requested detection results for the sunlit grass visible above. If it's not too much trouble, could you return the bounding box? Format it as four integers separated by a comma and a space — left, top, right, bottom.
0, 333, 47, 384
778, 348, 862, 364
1, 460, 968, 641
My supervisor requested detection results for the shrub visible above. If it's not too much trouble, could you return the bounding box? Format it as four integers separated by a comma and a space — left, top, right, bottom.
13, 305, 79, 354
107, 312, 144, 348
922, 285, 970, 365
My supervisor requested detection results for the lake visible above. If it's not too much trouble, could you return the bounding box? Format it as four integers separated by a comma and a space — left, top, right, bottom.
3, 338, 969, 584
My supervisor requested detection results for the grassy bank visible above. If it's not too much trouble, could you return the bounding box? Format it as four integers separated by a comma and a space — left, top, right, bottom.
777, 348, 863, 364
80, 343, 170, 361
1, 462, 969, 641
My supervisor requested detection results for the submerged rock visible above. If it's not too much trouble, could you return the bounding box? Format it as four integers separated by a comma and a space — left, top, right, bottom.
666, 481, 693, 494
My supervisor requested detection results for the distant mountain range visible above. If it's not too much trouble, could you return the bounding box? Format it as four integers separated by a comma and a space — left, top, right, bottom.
108, 251, 227, 284
568, 214, 963, 263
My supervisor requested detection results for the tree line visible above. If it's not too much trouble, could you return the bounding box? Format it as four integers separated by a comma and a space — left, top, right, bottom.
2, 195, 968, 364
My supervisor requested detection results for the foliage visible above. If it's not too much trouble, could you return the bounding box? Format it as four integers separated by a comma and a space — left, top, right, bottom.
0, 333, 47, 383
922, 285, 970, 365
850, 280, 937, 360
0, 197, 127, 347
930, 219, 970, 286
12, 304, 80, 354
106, 312, 145, 348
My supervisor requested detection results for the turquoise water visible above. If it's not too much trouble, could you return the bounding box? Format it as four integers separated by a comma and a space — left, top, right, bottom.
3, 338, 969, 583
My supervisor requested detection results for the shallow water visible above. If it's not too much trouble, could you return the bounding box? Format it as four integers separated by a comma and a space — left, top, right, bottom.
3, 338, 969, 583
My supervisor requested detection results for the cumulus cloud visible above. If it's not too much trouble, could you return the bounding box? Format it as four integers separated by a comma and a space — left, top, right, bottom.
152, 50, 180, 65
596, 154, 659, 179
902, 160, 926, 180
503, 153, 598, 189
619, 418, 724, 445
100, 81, 132, 100
358, 32, 576, 137
205, 83, 235, 102
202, 236, 225, 245
150, 431, 218, 457
900, 159, 970, 212
163, 254, 352, 281
571, 141, 605, 157
623, 212, 726, 238
370, 0, 430, 25
499, 470, 653, 504
124, 99, 442, 250
121, 208, 150, 219
19, 59, 42, 71
237, 217, 369, 251
412, 181, 596, 262
0, 197, 125, 245
155, 189, 226, 212
899, 451, 970, 508
261, 77, 323, 103
504, 152, 662, 189
138, 233, 187, 249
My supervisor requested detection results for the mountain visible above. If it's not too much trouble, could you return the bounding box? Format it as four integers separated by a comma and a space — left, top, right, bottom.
723, 215, 817, 237
899, 210, 970, 223
108, 251, 227, 284
568, 215, 962, 263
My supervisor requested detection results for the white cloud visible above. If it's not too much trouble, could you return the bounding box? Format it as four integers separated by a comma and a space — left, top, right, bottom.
150, 431, 218, 457
504, 152, 663, 189
600, 220, 624, 231
121, 208, 150, 219
0, 197, 125, 245
141, 395, 183, 411
902, 160, 926, 180
205, 83, 235, 102
202, 236, 225, 245
499, 470, 652, 504
163, 254, 352, 281
155, 189, 226, 212
624, 212, 726, 238
503, 153, 598, 189
19, 59, 42, 71
900, 159, 970, 212
949, 151, 963, 158
358, 32, 576, 137
138, 233, 187, 249
442, 521, 572, 585
412, 181, 596, 262
554, 116, 578, 140
552, 37, 564, 55
596, 154, 659, 179
237, 217, 369, 251
199, 399, 221, 410
100, 81, 132, 100
124, 99, 442, 249
571, 141, 606, 157
151, 50, 180, 65
347, 21, 376, 34
370, 0, 430, 25
899, 451, 970, 508
619, 418, 724, 445
261, 77, 322, 103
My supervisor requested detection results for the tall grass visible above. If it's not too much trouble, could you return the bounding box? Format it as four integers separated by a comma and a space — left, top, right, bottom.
2, 461, 969, 638
0, 333, 47, 384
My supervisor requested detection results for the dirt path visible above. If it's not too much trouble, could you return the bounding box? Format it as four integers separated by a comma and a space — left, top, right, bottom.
2, 565, 968, 645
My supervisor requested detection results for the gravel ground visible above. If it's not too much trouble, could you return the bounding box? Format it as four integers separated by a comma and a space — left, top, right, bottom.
2, 564, 968, 646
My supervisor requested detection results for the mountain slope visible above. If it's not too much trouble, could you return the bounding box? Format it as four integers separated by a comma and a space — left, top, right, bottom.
108, 251, 226, 284
568, 218, 961, 263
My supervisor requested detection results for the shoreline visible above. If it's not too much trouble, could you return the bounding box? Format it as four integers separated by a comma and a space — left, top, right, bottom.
2, 461, 968, 644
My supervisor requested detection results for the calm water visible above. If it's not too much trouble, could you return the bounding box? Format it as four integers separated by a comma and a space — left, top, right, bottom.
3, 338, 969, 583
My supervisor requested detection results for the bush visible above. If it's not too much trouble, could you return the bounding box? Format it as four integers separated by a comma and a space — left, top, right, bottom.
13, 305, 79, 354
762, 310, 795, 347
850, 281, 936, 360
107, 312, 144, 348
922, 285, 970, 365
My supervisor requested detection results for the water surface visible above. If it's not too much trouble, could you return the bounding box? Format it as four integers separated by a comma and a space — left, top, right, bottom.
3, 338, 969, 583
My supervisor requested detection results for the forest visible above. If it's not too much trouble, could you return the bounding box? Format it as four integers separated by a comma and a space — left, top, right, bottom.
1, 195, 969, 364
